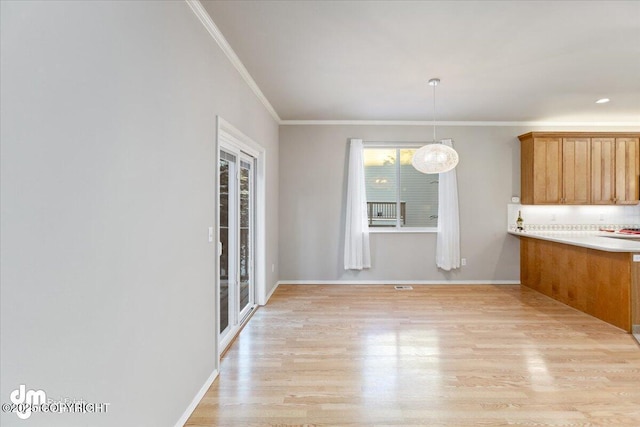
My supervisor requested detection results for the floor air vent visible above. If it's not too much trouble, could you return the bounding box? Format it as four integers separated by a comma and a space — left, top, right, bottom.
394, 285, 413, 290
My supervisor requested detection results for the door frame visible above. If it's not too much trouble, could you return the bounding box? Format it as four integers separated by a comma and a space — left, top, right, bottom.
215, 117, 266, 358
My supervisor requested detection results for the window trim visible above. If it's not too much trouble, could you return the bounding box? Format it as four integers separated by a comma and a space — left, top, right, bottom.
368, 227, 438, 234
363, 141, 439, 234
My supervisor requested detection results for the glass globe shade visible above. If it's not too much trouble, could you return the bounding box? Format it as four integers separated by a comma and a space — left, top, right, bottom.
412, 143, 459, 174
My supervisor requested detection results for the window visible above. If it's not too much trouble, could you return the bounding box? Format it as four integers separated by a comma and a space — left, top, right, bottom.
363, 145, 438, 231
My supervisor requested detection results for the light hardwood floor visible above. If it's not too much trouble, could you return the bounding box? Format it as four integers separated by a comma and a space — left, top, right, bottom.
186, 285, 640, 426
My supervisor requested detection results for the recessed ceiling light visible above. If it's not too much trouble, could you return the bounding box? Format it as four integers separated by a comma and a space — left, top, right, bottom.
595, 98, 610, 104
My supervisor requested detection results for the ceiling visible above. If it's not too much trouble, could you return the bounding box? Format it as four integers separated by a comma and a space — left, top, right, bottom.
200, 1, 640, 123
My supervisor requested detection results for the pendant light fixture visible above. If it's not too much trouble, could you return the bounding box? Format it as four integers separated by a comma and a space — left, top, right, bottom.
412, 78, 459, 174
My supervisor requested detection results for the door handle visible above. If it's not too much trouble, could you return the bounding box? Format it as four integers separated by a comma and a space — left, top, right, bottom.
218, 242, 223, 256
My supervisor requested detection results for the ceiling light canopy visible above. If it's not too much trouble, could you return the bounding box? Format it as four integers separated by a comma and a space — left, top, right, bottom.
412, 78, 459, 174
595, 98, 610, 104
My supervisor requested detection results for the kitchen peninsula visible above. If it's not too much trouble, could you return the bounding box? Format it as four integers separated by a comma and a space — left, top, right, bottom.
509, 229, 640, 339
514, 131, 640, 342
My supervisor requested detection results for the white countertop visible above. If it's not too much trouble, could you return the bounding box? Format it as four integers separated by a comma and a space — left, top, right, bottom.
508, 230, 640, 253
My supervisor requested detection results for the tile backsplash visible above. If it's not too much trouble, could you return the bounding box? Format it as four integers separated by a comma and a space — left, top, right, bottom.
507, 203, 640, 231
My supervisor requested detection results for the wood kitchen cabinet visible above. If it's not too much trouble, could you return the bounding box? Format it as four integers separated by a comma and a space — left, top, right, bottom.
521, 136, 562, 204
519, 133, 590, 204
519, 132, 640, 205
592, 137, 639, 205
519, 235, 636, 332
562, 137, 591, 204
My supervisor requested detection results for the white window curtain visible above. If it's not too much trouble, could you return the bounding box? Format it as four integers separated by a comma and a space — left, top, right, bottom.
344, 139, 371, 270
436, 139, 460, 271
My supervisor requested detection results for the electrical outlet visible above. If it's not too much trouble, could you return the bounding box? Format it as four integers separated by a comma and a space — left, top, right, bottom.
461, 258, 467, 266
271, 264, 275, 272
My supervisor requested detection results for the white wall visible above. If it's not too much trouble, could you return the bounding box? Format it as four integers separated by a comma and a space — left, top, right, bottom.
0, 2, 278, 426
278, 124, 638, 283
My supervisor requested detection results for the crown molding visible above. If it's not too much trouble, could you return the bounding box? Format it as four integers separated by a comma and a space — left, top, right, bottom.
185, 0, 281, 123
184, 1, 639, 129
279, 120, 640, 127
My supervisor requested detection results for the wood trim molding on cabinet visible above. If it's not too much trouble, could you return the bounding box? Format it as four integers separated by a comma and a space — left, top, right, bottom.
519, 131, 640, 139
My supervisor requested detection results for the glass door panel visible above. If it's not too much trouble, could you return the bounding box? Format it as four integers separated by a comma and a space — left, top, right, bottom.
239, 158, 253, 316
219, 151, 236, 336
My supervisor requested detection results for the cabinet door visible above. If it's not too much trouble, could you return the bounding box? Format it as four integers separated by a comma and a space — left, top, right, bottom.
615, 137, 640, 204
562, 138, 590, 204
533, 138, 563, 204
591, 138, 616, 204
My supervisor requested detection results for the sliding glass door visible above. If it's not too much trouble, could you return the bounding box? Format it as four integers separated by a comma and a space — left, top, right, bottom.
219, 147, 255, 350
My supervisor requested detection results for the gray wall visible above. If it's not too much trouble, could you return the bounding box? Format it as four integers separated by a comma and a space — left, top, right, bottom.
278, 124, 636, 283
0, 2, 278, 426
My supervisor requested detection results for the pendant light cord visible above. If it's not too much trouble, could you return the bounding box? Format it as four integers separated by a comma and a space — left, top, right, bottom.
432, 82, 436, 142
427, 77, 441, 143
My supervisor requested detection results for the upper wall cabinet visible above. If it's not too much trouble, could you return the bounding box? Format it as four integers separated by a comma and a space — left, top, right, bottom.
520, 136, 562, 204
592, 137, 640, 205
562, 137, 591, 204
518, 132, 640, 205
519, 133, 590, 204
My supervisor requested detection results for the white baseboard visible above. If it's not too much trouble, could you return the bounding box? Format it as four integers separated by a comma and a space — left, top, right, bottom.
277, 280, 520, 285
174, 368, 218, 427
261, 281, 280, 305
